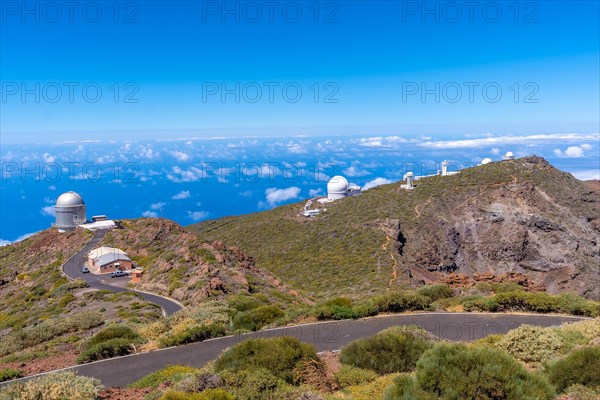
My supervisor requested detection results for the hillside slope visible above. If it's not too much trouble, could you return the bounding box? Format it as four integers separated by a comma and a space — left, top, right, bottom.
190, 157, 600, 300
100, 219, 308, 306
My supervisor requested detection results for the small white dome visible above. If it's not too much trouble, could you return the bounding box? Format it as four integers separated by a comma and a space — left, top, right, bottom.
481, 158, 493, 165
327, 175, 349, 193
405, 172, 414, 177
505, 151, 514, 157
56, 191, 85, 207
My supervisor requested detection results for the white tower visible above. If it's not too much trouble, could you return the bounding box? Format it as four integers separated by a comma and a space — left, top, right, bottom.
404, 172, 415, 189
441, 160, 448, 176
54, 191, 86, 232
327, 175, 349, 201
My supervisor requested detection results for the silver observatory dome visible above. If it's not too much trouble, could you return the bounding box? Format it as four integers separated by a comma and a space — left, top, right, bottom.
54, 191, 86, 232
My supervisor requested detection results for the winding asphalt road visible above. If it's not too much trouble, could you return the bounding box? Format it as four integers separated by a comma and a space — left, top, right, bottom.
62, 229, 183, 316
3, 312, 587, 388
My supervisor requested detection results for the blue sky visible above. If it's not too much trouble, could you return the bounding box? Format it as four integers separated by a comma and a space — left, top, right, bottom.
1, 1, 599, 139
1, 1, 599, 242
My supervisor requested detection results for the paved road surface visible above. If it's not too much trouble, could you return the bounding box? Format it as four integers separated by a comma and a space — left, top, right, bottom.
3, 312, 586, 388
62, 229, 183, 316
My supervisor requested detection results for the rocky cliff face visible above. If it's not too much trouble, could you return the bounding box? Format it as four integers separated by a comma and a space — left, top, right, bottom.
393, 157, 600, 299
192, 157, 600, 300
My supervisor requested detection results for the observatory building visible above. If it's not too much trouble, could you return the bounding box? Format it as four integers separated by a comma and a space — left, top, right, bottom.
481, 158, 493, 165
327, 175, 349, 201
401, 172, 415, 190
325, 175, 362, 201
504, 151, 516, 160
53, 191, 87, 232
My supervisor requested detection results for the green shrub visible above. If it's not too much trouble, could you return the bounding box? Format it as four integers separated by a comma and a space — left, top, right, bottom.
233, 305, 284, 331
77, 337, 133, 363
228, 295, 266, 312
0, 371, 103, 400
214, 337, 318, 383
370, 291, 431, 314
495, 325, 563, 366
160, 389, 234, 400
417, 284, 453, 301
218, 368, 284, 399
173, 372, 222, 393
88, 324, 141, 346
412, 343, 555, 399
159, 323, 227, 347
335, 365, 378, 388
340, 329, 431, 374
545, 346, 600, 392
0, 368, 23, 382
384, 374, 437, 400
313, 297, 359, 321
560, 384, 600, 400
130, 365, 198, 389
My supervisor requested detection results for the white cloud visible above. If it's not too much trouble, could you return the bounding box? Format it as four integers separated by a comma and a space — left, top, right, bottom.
491, 148, 500, 155
41, 205, 56, 217
555, 145, 589, 158
239, 190, 254, 197
42, 153, 56, 163
571, 170, 600, 181
166, 166, 207, 183
187, 211, 209, 221
287, 143, 307, 154
343, 165, 370, 177
150, 202, 166, 210
264, 186, 301, 207
0, 232, 37, 247
308, 188, 322, 197
172, 190, 191, 200
421, 133, 598, 149
141, 210, 158, 218
170, 150, 190, 162
48, 185, 57, 191
363, 177, 394, 190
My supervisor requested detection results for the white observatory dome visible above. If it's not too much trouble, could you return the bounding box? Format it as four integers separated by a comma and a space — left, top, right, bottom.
481, 158, 493, 165
56, 191, 85, 207
327, 175, 349, 201
54, 191, 86, 232
504, 151, 515, 160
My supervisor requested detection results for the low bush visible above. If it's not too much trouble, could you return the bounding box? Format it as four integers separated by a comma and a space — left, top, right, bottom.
370, 291, 431, 314
545, 346, 600, 392
0, 371, 103, 400
159, 323, 227, 347
0, 368, 23, 382
384, 374, 436, 400
218, 368, 285, 399
313, 297, 358, 321
559, 384, 600, 400
495, 324, 563, 366
160, 389, 234, 400
233, 305, 284, 331
77, 338, 133, 363
334, 364, 378, 388
130, 365, 198, 389
463, 291, 600, 317
214, 336, 318, 383
173, 372, 222, 393
417, 284, 453, 301
408, 343, 554, 399
88, 324, 141, 347
340, 329, 431, 374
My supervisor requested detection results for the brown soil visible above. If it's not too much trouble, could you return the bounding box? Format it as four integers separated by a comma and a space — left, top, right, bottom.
0, 347, 78, 376
99, 387, 152, 400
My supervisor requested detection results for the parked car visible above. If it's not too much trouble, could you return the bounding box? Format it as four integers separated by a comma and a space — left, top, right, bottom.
81, 266, 90, 273
110, 270, 128, 278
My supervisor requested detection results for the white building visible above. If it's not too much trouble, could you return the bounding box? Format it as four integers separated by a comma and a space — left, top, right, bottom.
401, 172, 415, 190
504, 151, 516, 160
481, 158, 493, 165
327, 175, 349, 201
53, 191, 86, 232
